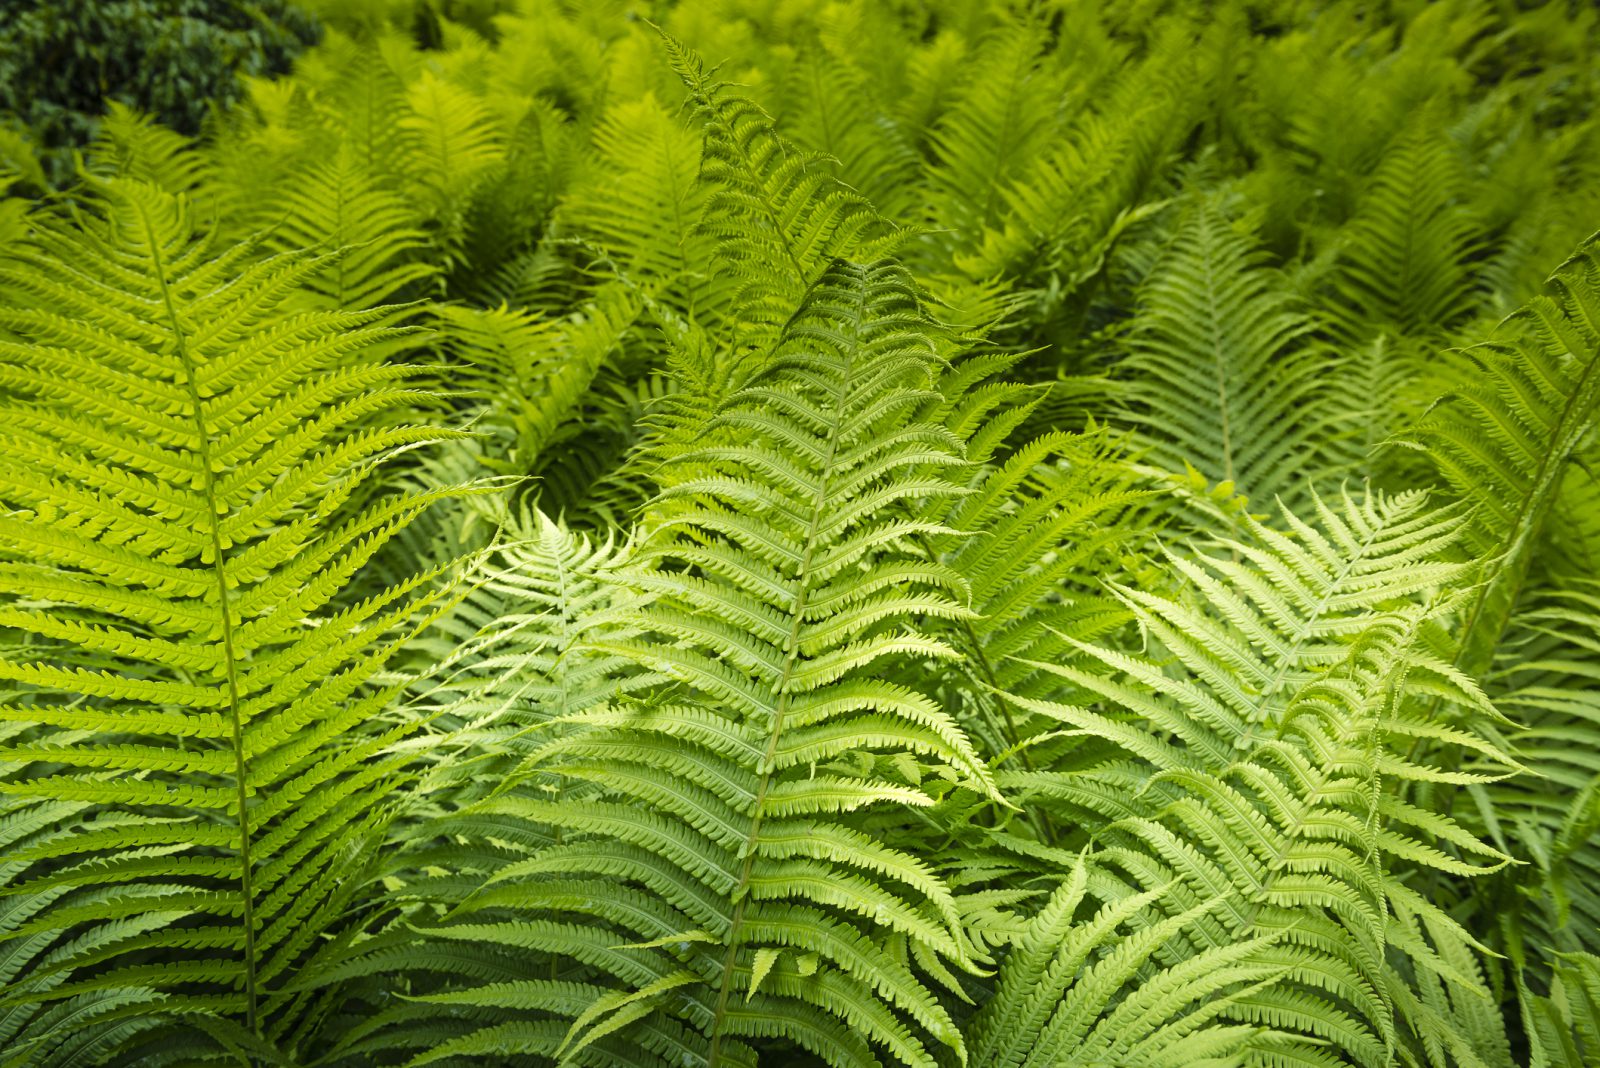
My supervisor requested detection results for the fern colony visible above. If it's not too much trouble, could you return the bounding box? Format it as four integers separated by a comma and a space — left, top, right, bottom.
1, 0, 1599, 1064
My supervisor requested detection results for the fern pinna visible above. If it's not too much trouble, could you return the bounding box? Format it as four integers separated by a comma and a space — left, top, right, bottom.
0, 180, 463, 1062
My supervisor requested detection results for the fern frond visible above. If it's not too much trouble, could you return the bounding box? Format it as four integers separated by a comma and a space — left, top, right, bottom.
659, 32, 902, 350
87, 102, 210, 195
0, 180, 466, 1061
401, 70, 506, 257
969, 855, 1287, 1068
922, 425, 1151, 764
923, 20, 1061, 250
780, 48, 921, 224
1324, 127, 1483, 342
1118, 202, 1331, 508
1524, 951, 1600, 1068
561, 93, 728, 322
955, 19, 1199, 313
425, 260, 995, 1067
258, 149, 437, 310
1006, 488, 1517, 1066
434, 287, 636, 478
1401, 233, 1600, 676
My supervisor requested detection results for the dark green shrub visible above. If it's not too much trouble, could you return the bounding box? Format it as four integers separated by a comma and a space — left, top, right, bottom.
0, 0, 319, 185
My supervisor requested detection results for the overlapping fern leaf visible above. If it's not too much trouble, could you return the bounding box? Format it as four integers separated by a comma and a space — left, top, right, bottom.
421, 503, 646, 774
659, 31, 901, 350
1004, 488, 1518, 1066
1524, 951, 1600, 1068
408, 259, 999, 1067
284, 503, 649, 1067
596, 32, 915, 514
0, 179, 466, 1062
922, 20, 1060, 254
1393, 235, 1600, 1050
955, 19, 1202, 322
1324, 127, 1483, 343
434, 286, 637, 480
1483, 586, 1600, 977
918, 425, 1150, 765
258, 148, 437, 311
560, 93, 729, 322
966, 852, 1286, 1068
1118, 202, 1333, 512
1400, 233, 1600, 677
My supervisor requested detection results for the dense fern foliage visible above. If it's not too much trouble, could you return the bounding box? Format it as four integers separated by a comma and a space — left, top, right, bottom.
2, 1, 1599, 1065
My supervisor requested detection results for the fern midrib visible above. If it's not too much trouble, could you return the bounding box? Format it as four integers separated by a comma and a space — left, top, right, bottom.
1409, 332, 1600, 771
332, 174, 352, 307
705, 283, 861, 1068
133, 198, 261, 1033
956, 609, 1059, 847
549, 533, 575, 983
1387, 153, 1424, 329
1458, 340, 1600, 676
660, 126, 696, 288
907, 526, 1030, 769
1224, 635, 1416, 1033
1249, 514, 1387, 750
1202, 232, 1238, 490
708, 99, 809, 295
973, 43, 1034, 235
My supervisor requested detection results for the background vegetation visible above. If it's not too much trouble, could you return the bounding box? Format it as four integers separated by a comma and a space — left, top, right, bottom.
0, 0, 320, 187
1, 0, 1598, 1065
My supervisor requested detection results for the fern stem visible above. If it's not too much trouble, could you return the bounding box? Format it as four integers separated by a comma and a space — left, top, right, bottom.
956, 612, 1056, 845
706, 275, 860, 1068
1406, 338, 1600, 792
135, 200, 261, 1036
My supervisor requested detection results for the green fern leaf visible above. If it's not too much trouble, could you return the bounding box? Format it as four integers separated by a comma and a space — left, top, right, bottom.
0, 180, 467, 1061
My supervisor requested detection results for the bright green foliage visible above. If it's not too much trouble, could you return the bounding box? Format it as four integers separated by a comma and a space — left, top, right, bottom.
1118, 203, 1330, 506
425, 260, 997, 1067
3, 2, 1600, 1067
1005, 490, 1518, 1066
0, 180, 467, 1061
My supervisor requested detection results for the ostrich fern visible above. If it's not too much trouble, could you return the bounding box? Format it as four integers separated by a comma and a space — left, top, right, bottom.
3, 3, 1600, 1066
0, 180, 466, 1062
411, 260, 997, 1068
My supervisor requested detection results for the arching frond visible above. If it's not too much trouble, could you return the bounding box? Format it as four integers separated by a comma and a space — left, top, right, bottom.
955, 19, 1200, 315
400, 70, 506, 255
1324, 128, 1483, 342
419, 260, 997, 1067
1118, 202, 1331, 509
561, 94, 728, 322
257, 149, 437, 310
779, 48, 921, 224
659, 32, 902, 350
923, 21, 1061, 251
435, 284, 638, 480
922, 425, 1150, 762
1005, 488, 1517, 1067
968, 853, 1288, 1068
1401, 233, 1600, 676
87, 102, 209, 195
0, 180, 466, 1062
